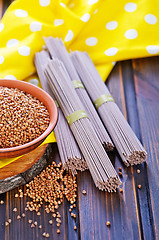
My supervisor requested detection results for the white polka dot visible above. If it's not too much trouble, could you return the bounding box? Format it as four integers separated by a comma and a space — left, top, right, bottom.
18, 46, 30, 56
0, 23, 4, 32
112, 61, 116, 66
94, 9, 98, 14
39, 0, 50, 6
145, 14, 157, 25
104, 48, 118, 56
146, 45, 159, 54
0, 56, 4, 64
106, 21, 118, 30
64, 30, 74, 42
30, 22, 42, 32
29, 79, 39, 86
124, 3, 137, 12
7, 39, 19, 48
88, 0, 99, 5
54, 19, 64, 26
125, 29, 138, 39
4, 75, 17, 80
85, 37, 98, 46
15, 9, 28, 17
81, 13, 90, 22
60, 2, 66, 7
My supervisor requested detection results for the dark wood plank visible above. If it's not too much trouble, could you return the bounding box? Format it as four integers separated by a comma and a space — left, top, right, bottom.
133, 57, 159, 239
107, 63, 142, 239
120, 60, 155, 240
77, 62, 143, 240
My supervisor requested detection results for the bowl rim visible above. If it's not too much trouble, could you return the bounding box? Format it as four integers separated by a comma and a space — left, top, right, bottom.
0, 79, 58, 154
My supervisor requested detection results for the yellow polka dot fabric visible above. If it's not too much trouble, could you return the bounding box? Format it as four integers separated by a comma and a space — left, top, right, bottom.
0, 0, 159, 167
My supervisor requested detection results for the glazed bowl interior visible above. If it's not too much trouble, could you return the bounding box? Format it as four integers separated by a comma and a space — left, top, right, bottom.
0, 79, 58, 159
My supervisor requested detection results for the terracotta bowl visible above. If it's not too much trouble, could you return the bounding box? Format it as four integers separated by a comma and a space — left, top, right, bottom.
0, 79, 58, 159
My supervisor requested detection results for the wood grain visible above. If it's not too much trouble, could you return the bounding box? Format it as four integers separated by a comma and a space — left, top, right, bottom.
0, 144, 53, 194
133, 57, 159, 240
0, 145, 47, 180
0, 1, 159, 240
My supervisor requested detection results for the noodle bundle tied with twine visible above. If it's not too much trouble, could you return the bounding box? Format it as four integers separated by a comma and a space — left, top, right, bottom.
34, 50, 88, 175
71, 51, 147, 166
44, 37, 114, 152
44, 58, 121, 192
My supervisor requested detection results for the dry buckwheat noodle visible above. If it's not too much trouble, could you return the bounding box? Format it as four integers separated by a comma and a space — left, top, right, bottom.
44, 58, 121, 191
44, 37, 114, 152
71, 51, 147, 166
34, 50, 88, 175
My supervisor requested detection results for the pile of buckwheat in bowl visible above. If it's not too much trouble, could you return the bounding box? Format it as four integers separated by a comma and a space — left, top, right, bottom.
0, 86, 50, 148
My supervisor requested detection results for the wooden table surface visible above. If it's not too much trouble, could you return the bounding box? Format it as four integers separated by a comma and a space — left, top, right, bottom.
0, 1, 159, 240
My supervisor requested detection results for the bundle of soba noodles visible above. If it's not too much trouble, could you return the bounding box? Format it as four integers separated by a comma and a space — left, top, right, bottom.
34, 50, 88, 175
44, 37, 114, 151
71, 51, 147, 166
44, 58, 121, 192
